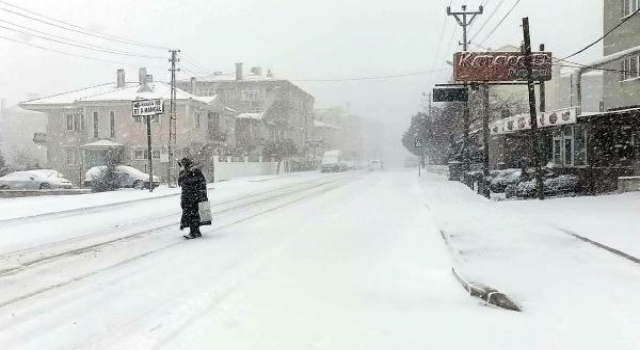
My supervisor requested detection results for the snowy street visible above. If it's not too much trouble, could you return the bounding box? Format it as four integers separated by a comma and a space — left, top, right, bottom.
1, 170, 639, 349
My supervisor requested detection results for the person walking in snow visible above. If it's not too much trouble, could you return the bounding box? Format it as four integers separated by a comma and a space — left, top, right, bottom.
178, 157, 210, 238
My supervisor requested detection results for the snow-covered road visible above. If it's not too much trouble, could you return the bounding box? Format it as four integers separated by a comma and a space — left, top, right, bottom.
1, 171, 630, 349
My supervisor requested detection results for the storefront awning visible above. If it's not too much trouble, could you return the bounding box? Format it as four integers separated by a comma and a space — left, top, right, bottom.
490, 107, 579, 135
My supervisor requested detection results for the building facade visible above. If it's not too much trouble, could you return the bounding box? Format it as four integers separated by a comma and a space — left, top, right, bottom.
177, 63, 314, 158
20, 68, 236, 185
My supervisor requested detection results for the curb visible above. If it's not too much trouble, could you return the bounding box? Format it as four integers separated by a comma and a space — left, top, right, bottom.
451, 267, 521, 312
440, 230, 521, 312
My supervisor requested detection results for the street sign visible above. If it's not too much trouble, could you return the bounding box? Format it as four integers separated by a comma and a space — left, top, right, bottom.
132, 99, 163, 116
433, 87, 468, 102
414, 138, 422, 148
453, 51, 553, 82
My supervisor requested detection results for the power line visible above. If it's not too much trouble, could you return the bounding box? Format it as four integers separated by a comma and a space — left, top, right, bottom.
427, 0, 455, 86
0, 33, 164, 69
0, 22, 165, 59
479, 0, 522, 46
0, 3, 168, 51
561, 7, 640, 60
470, 0, 507, 42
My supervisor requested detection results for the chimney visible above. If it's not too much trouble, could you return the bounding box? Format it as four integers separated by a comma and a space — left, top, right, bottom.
251, 66, 262, 76
190, 77, 197, 94
235, 63, 243, 81
116, 69, 125, 88
146, 74, 153, 83
138, 67, 147, 85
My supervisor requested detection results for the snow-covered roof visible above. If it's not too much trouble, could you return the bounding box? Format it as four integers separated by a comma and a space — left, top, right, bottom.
236, 112, 264, 120
314, 120, 341, 130
20, 82, 216, 107
193, 73, 283, 82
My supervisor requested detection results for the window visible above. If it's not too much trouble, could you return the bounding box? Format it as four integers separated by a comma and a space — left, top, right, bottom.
195, 113, 201, 129
66, 114, 83, 132
241, 88, 265, 101
132, 148, 160, 160
110, 111, 115, 138
575, 125, 587, 165
65, 148, 77, 165
133, 149, 146, 160
93, 112, 99, 138
623, 0, 639, 17
552, 126, 589, 166
620, 56, 640, 81
66, 114, 74, 131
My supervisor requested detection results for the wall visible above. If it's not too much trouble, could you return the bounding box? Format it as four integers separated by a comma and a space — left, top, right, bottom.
0, 106, 47, 167
603, 0, 640, 110
213, 156, 278, 182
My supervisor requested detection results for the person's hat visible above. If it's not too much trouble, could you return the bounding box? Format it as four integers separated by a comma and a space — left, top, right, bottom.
179, 157, 193, 166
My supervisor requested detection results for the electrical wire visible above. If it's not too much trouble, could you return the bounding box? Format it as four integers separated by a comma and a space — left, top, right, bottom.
561, 7, 640, 60
427, 0, 455, 86
0, 2, 169, 50
0, 33, 164, 69
479, 0, 522, 46
470, 0, 507, 42
0, 22, 165, 59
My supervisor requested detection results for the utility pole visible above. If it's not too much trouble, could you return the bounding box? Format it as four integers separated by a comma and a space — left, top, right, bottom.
539, 43, 547, 168
146, 114, 154, 193
522, 18, 544, 200
168, 49, 180, 187
481, 83, 490, 198
447, 4, 483, 172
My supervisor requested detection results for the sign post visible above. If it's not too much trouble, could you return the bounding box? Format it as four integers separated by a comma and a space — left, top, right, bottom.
132, 99, 163, 193
415, 137, 422, 177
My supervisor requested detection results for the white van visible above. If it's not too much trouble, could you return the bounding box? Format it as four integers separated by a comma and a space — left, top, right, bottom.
321, 150, 348, 172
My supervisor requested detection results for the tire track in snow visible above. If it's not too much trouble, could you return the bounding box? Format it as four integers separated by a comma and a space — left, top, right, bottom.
0, 177, 357, 310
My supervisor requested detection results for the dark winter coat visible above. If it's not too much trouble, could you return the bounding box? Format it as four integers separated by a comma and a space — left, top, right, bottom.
178, 167, 210, 230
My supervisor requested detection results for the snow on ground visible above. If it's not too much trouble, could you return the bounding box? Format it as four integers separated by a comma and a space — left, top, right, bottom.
421, 172, 640, 349
502, 190, 640, 258
1, 170, 638, 349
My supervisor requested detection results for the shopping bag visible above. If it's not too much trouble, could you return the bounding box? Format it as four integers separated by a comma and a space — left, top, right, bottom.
198, 201, 212, 224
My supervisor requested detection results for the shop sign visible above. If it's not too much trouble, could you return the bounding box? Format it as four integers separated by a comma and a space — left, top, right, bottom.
454, 51, 553, 82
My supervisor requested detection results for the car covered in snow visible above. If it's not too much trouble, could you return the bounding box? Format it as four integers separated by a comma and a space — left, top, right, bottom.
84, 165, 160, 189
320, 150, 348, 172
368, 159, 383, 171
0, 169, 73, 190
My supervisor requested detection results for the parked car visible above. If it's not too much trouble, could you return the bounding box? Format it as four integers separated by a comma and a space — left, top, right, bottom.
0, 170, 73, 190
84, 165, 160, 189
320, 150, 348, 172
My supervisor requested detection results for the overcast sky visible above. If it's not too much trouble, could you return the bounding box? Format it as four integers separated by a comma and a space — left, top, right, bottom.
0, 0, 603, 162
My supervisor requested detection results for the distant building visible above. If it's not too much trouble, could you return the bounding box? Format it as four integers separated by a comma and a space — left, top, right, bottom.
0, 104, 48, 169
20, 68, 236, 185
177, 63, 314, 158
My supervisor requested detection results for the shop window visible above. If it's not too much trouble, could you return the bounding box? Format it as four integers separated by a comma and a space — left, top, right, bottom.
575, 125, 587, 165
65, 147, 77, 165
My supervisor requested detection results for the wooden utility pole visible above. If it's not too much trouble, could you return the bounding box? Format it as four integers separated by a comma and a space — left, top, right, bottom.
539, 43, 547, 167
168, 49, 180, 188
146, 114, 154, 193
447, 5, 483, 171
522, 18, 545, 200
481, 83, 490, 198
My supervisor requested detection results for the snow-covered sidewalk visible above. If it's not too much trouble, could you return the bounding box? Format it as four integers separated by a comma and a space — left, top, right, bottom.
421, 173, 640, 348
